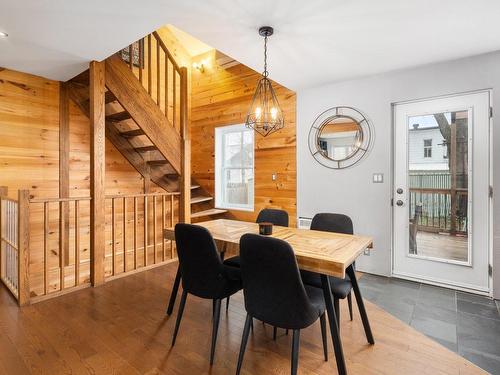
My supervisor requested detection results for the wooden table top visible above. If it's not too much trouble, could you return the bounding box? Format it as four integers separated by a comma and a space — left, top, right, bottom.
164, 219, 373, 278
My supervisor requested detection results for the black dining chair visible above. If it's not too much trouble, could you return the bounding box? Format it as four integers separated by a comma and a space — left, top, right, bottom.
172, 223, 242, 365
223, 208, 289, 323
236, 234, 328, 375
301, 213, 355, 328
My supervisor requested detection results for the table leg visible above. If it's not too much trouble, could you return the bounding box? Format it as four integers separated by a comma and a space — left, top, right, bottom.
346, 265, 374, 344
166, 265, 181, 315
321, 275, 347, 375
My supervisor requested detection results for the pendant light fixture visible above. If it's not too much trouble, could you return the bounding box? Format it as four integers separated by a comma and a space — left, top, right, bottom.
245, 26, 284, 137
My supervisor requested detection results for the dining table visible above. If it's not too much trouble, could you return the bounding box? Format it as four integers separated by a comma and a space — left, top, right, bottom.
163, 219, 374, 375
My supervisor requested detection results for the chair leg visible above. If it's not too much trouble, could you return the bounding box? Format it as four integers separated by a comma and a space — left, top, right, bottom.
236, 314, 253, 375
226, 296, 230, 312
291, 329, 300, 375
210, 299, 222, 365
273, 326, 277, 341
250, 317, 254, 332
172, 290, 187, 346
347, 292, 353, 321
334, 297, 340, 333
320, 313, 328, 361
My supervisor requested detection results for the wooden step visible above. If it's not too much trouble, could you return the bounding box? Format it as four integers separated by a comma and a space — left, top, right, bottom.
147, 160, 169, 166
106, 111, 131, 122
120, 129, 144, 138
191, 185, 200, 190
135, 145, 157, 153
191, 196, 213, 204
191, 208, 227, 219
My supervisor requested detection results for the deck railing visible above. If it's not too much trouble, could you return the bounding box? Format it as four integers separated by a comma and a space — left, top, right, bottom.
409, 187, 468, 234
0, 188, 180, 305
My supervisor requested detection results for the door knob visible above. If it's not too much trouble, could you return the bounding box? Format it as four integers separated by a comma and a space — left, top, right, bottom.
396, 200, 404, 206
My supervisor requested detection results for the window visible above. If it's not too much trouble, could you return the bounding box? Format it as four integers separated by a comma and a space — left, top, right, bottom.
423, 139, 432, 158
215, 124, 254, 211
442, 139, 448, 159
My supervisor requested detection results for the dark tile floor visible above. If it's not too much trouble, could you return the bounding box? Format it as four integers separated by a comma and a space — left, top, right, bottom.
358, 273, 500, 374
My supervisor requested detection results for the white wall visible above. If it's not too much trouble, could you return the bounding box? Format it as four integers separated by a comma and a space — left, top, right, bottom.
408, 127, 448, 170
297, 51, 500, 298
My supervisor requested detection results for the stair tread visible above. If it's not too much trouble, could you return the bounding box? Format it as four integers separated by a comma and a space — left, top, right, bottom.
191, 208, 227, 218
190, 196, 213, 204
135, 145, 157, 152
191, 185, 200, 190
121, 129, 144, 138
147, 160, 169, 165
107, 111, 131, 122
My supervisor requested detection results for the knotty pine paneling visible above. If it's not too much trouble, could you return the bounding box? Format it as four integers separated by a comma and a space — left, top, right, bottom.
191, 50, 297, 225
0, 67, 161, 296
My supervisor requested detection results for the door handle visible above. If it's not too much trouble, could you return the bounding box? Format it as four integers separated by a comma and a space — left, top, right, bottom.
396, 200, 404, 206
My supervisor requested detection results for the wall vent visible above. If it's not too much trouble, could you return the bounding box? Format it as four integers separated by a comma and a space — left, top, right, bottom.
297, 217, 312, 229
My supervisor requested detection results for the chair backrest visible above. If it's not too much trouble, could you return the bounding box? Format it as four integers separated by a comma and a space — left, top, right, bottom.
175, 223, 225, 298
310, 213, 353, 235
256, 208, 289, 227
239, 233, 319, 329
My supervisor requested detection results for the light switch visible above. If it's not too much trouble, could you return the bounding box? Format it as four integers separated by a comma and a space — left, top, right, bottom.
373, 173, 384, 183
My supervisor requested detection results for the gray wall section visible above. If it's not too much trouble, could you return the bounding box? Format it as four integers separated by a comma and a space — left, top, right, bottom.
297, 51, 500, 298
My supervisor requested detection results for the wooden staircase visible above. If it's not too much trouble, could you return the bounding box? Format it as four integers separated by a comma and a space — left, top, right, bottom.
67, 32, 226, 220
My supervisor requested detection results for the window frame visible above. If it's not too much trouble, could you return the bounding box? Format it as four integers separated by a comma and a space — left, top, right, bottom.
423, 138, 432, 158
214, 123, 255, 212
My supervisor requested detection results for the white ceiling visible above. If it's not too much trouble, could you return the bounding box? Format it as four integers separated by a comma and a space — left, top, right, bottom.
1, 0, 500, 89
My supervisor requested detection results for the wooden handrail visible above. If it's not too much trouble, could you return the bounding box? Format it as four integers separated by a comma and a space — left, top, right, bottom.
30, 196, 92, 203
152, 31, 181, 72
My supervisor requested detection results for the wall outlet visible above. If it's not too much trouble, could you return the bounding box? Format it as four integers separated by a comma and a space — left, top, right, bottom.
364, 248, 371, 256
272, 173, 277, 181
373, 173, 384, 183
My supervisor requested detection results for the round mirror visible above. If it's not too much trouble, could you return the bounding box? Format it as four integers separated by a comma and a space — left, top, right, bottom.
317, 116, 362, 161
308, 106, 373, 169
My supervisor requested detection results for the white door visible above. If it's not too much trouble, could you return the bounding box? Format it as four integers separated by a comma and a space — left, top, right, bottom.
393, 91, 491, 293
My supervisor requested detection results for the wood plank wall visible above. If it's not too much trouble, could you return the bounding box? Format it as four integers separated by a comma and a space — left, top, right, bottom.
0, 68, 162, 296
190, 50, 297, 225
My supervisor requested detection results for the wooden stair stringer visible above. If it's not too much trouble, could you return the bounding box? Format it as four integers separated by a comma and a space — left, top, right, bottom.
104, 54, 182, 174
67, 82, 178, 192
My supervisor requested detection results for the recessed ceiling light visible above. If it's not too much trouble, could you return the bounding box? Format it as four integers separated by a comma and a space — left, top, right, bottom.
0, 31, 8, 38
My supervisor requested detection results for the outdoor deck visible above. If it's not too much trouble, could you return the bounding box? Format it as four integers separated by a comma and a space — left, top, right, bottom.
416, 231, 468, 262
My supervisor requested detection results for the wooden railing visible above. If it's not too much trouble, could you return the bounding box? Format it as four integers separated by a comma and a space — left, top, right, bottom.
0, 188, 29, 305
0, 191, 19, 298
104, 192, 179, 280
121, 31, 187, 135
409, 187, 468, 234
0, 188, 180, 305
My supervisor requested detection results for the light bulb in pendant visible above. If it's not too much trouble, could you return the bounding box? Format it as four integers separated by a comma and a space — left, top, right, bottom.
255, 107, 262, 119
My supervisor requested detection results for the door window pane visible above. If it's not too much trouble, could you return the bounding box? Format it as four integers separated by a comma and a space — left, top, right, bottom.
408, 111, 469, 263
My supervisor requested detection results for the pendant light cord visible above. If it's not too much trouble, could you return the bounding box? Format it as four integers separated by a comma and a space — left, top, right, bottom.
263, 35, 268, 77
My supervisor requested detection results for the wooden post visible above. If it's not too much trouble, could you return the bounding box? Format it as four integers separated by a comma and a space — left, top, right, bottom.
179, 67, 191, 223
89, 60, 106, 286
17, 190, 30, 306
59, 82, 70, 265
450, 122, 457, 235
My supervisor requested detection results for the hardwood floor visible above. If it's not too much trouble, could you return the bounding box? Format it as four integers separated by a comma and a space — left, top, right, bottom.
0, 262, 485, 374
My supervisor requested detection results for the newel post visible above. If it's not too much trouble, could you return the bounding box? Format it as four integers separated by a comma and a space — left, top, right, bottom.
179, 66, 191, 223
17, 189, 30, 306
89, 60, 106, 286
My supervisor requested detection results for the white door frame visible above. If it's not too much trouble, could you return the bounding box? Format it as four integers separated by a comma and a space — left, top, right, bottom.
390, 89, 493, 296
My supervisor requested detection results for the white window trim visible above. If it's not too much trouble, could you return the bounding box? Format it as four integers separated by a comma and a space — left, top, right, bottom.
215, 123, 255, 212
